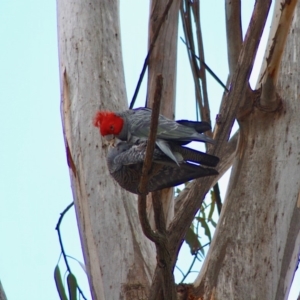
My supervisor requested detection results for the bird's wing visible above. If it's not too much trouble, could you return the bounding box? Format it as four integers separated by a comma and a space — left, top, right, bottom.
155, 140, 182, 165
147, 162, 218, 192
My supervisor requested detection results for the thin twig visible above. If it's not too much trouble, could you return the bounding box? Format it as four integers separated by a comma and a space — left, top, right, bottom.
137, 75, 163, 243
179, 241, 210, 284
175, 265, 185, 278
55, 202, 87, 300
180, 37, 229, 92
129, 0, 174, 109
180, 254, 198, 284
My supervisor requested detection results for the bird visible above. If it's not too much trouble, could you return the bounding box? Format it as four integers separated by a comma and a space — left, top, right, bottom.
93, 107, 215, 164
106, 139, 219, 194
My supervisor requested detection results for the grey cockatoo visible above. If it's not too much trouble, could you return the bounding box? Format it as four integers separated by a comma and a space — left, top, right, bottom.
93, 107, 215, 164
106, 140, 219, 194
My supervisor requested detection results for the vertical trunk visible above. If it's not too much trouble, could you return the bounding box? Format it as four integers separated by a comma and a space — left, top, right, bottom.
194, 2, 300, 299
57, 1, 156, 299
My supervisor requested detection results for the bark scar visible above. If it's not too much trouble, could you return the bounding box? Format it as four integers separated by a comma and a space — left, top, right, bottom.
66, 141, 77, 177
62, 68, 77, 177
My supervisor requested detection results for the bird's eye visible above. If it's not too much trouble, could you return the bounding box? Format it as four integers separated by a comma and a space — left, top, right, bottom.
110, 125, 114, 132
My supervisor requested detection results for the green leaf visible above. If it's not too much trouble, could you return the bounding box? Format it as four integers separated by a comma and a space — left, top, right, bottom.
67, 273, 78, 300
66, 255, 87, 274
185, 227, 201, 255
196, 217, 212, 241
54, 265, 68, 300
175, 187, 181, 195
209, 219, 217, 228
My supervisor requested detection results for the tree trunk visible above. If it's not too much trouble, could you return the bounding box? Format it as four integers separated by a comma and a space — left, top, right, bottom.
194, 1, 300, 299
57, 1, 156, 299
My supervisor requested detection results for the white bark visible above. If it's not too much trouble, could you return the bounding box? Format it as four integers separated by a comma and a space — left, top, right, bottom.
194, 1, 300, 299
57, 1, 156, 299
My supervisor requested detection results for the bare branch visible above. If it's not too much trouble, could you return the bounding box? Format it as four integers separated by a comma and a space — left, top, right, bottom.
129, 0, 174, 109
146, 0, 181, 228
138, 75, 177, 299
169, 0, 272, 266
152, 191, 177, 300
192, 1, 211, 125
180, 1, 212, 130
138, 75, 163, 242
225, 0, 243, 74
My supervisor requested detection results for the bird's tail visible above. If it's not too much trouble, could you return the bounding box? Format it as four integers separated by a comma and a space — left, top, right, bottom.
176, 120, 211, 133
171, 144, 219, 167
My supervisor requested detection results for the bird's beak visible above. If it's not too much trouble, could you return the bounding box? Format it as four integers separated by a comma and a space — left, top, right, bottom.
104, 134, 114, 142
103, 135, 116, 147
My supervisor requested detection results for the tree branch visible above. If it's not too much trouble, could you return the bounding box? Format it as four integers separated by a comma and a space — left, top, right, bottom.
225, 0, 243, 75
169, 0, 272, 266
137, 75, 177, 299
152, 191, 177, 300
129, 0, 174, 109
138, 75, 163, 242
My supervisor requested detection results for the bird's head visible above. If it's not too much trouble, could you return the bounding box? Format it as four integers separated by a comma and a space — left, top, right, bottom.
93, 111, 124, 136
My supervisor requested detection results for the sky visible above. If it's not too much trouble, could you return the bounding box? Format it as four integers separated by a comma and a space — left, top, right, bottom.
0, 1, 299, 299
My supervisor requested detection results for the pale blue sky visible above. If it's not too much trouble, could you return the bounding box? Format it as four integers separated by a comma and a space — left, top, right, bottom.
0, 1, 298, 299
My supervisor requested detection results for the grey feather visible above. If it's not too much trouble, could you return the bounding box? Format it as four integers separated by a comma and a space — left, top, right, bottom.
106, 140, 219, 194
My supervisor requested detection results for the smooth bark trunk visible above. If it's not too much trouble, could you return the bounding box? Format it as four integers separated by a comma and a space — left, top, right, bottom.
57, 1, 156, 299
194, 1, 300, 299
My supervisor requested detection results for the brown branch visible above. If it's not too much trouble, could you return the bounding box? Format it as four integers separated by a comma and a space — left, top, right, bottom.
169, 0, 272, 266
138, 75, 163, 243
191, 1, 211, 127
138, 75, 177, 299
150, 129, 239, 299
225, 0, 243, 75
151, 191, 177, 300
180, 1, 218, 178
129, 0, 174, 109
180, 2, 201, 104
